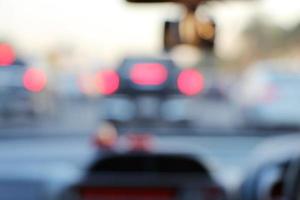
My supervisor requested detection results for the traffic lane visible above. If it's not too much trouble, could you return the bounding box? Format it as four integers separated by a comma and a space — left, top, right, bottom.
0, 132, 97, 168
0, 98, 100, 167
0, 97, 101, 133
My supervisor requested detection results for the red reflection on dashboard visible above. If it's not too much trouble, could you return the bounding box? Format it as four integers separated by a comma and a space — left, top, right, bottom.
81, 187, 176, 200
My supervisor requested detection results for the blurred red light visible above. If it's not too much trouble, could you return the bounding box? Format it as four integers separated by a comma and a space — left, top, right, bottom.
130, 63, 168, 86
177, 69, 204, 96
23, 68, 47, 93
261, 85, 278, 103
96, 70, 119, 95
78, 73, 98, 96
94, 131, 118, 149
93, 123, 118, 149
81, 187, 175, 200
0, 43, 16, 66
127, 133, 153, 152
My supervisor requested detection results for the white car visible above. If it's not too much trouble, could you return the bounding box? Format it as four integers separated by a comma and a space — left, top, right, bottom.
236, 61, 300, 128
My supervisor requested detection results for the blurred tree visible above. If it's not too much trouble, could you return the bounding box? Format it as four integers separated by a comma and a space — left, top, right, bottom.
243, 18, 300, 59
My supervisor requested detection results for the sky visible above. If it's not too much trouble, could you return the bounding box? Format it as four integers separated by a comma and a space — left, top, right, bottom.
261, 0, 300, 29
0, 0, 179, 62
0, 0, 299, 63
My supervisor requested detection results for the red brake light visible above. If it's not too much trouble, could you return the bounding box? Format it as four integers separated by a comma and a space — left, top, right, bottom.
23, 68, 47, 93
0, 43, 16, 66
130, 63, 168, 86
177, 69, 204, 96
96, 70, 119, 95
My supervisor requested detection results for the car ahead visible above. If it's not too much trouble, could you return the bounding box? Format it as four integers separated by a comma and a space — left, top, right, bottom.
97, 57, 205, 128
236, 61, 300, 129
0, 43, 48, 120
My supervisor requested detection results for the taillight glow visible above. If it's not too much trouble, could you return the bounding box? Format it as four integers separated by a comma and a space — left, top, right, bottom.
78, 73, 98, 96
177, 69, 204, 96
0, 43, 16, 66
96, 70, 119, 95
23, 68, 47, 93
130, 63, 168, 86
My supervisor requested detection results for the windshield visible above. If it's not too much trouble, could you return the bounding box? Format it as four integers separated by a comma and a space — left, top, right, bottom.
0, 0, 300, 135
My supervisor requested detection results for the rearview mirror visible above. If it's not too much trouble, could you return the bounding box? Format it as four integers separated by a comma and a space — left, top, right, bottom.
126, 0, 208, 7
126, 0, 216, 52
127, 0, 172, 2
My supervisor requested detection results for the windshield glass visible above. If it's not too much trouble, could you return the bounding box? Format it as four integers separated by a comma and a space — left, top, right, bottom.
0, 0, 300, 135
